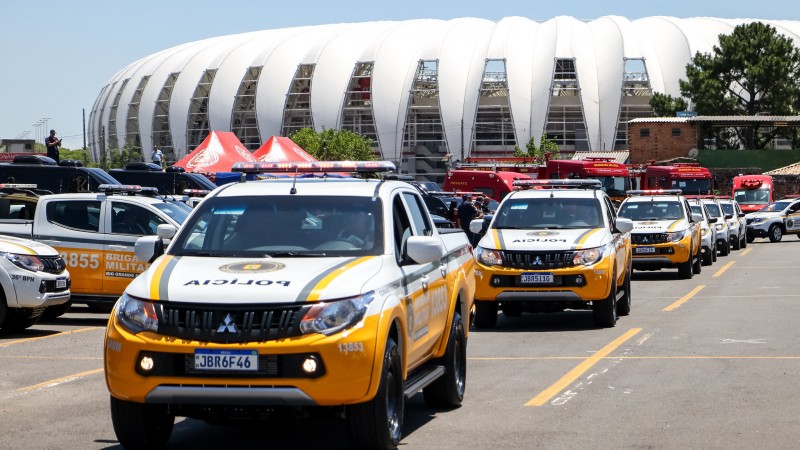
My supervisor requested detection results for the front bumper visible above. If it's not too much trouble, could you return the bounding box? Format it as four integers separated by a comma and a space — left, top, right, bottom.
473, 257, 614, 302
631, 238, 691, 269
8, 267, 71, 309
747, 221, 776, 238
105, 313, 381, 407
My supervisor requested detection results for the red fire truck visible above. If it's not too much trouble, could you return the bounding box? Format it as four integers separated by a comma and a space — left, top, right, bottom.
732, 174, 773, 213
635, 162, 713, 195
442, 169, 533, 202
454, 156, 633, 202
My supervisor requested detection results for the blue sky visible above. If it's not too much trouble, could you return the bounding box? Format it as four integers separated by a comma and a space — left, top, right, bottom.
1, 0, 798, 149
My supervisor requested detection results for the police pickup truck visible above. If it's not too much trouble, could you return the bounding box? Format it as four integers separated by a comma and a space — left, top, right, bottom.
0, 184, 190, 312
470, 179, 633, 328
745, 195, 800, 242
104, 161, 475, 449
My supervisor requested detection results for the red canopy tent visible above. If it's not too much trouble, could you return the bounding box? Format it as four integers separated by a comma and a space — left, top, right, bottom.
173, 131, 256, 172
253, 136, 317, 163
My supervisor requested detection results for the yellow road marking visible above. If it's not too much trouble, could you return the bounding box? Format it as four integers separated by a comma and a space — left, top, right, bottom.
740, 248, 752, 257
525, 328, 641, 407
663, 285, 705, 312
713, 261, 736, 278
15, 368, 103, 392
0, 327, 101, 348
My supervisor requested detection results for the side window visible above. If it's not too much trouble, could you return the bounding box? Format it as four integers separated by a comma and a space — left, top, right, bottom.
402, 192, 432, 236
111, 203, 166, 235
683, 200, 692, 219
790, 202, 800, 212
46, 200, 101, 232
602, 197, 615, 229
392, 195, 413, 263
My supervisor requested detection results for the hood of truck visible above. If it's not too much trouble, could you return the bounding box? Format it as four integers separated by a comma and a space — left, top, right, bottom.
126, 255, 384, 304
630, 219, 687, 234
745, 211, 781, 220
479, 227, 608, 251
0, 235, 59, 256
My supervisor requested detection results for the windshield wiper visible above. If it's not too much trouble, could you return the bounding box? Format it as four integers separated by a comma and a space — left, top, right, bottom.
495, 226, 523, 229
264, 252, 328, 257
181, 251, 229, 257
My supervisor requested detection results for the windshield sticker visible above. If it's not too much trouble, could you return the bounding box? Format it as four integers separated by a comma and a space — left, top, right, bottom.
219, 261, 285, 273
510, 204, 528, 210
213, 205, 246, 215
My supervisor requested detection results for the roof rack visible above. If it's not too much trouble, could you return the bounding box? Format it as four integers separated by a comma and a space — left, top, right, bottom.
513, 179, 601, 189
627, 189, 683, 196
98, 184, 160, 196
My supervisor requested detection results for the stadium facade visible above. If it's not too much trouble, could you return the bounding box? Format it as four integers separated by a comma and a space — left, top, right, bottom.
88, 16, 800, 179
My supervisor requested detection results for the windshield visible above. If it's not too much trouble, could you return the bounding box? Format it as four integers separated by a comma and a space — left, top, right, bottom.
618, 201, 684, 221
153, 201, 192, 224
493, 197, 603, 229
759, 201, 791, 213
719, 203, 734, 215
170, 195, 383, 257
596, 176, 631, 197
670, 178, 711, 195
704, 203, 722, 218
734, 188, 770, 204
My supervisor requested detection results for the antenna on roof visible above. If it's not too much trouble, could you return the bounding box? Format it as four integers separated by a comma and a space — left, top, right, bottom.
290, 166, 298, 195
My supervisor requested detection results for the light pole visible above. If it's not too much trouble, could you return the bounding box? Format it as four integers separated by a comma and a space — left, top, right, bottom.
33, 120, 43, 144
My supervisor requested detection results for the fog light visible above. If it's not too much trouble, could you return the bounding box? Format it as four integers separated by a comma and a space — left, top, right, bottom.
492, 277, 501, 286
139, 356, 154, 372
575, 275, 585, 286
302, 356, 318, 374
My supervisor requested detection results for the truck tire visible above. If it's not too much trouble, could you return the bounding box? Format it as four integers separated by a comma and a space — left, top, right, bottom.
746, 232, 755, 243
473, 301, 498, 329
0, 292, 40, 332
423, 311, 466, 409
702, 247, 713, 266
719, 240, 730, 256
712, 243, 717, 262
616, 268, 632, 316
110, 396, 174, 450
678, 252, 694, 279
768, 224, 783, 242
692, 249, 702, 274
593, 272, 617, 328
348, 337, 404, 450
740, 233, 747, 248
732, 234, 741, 250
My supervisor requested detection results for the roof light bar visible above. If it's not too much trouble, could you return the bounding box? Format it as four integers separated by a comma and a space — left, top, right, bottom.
627, 189, 682, 196
683, 194, 718, 199
183, 189, 211, 197
781, 194, 800, 199
231, 161, 396, 174
98, 184, 143, 193
513, 179, 602, 188
0, 183, 38, 189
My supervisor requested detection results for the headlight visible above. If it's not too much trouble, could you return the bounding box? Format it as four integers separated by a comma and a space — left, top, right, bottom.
666, 229, 688, 242
702, 227, 710, 237
4, 252, 44, 272
115, 292, 159, 334
300, 291, 374, 336
476, 247, 503, 266
715, 223, 726, 231
573, 246, 604, 266
750, 218, 765, 224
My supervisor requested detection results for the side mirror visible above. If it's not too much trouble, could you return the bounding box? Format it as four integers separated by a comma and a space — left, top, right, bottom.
469, 219, 485, 234
691, 212, 704, 223
157, 224, 177, 239
708, 217, 718, 224
405, 236, 446, 265
615, 217, 634, 234
724, 213, 733, 220
134, 236, 163, 264
738, 212, 746, 218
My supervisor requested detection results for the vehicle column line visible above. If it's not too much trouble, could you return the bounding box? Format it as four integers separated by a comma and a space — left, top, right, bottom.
525, 327, 642, 407
663, 285, 705, 312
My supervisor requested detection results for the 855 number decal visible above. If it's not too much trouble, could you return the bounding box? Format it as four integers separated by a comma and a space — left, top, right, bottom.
60, 252, 100, 269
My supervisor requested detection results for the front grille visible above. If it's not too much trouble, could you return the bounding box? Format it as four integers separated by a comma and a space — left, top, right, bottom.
631, 233, 668, 245
41, 278, 71, 293
502, 251, 576, 270
135, 351, 325, 379
154, 302, 309, 343
40, 256, 67, 274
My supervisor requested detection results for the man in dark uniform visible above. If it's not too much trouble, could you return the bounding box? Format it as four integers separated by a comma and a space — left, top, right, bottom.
45, 129, 61, 163
457, 194, 481, 245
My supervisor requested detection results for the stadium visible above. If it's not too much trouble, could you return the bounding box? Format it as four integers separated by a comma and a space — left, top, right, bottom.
88, 16, 800, 179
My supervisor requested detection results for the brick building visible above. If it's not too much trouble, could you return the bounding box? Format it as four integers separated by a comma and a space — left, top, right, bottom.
628, 118, 697, 164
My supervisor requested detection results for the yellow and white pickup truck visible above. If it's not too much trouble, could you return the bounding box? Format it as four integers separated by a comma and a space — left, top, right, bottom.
470, 179, 633, 328
617, 190, 703, 279
104, 161, 475, 450
0, 184, 191, 313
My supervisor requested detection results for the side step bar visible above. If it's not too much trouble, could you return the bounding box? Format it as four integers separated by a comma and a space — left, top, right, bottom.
403, 365, 445, 398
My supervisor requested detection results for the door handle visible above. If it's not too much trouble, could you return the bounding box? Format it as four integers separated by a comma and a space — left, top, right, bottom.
421, 276, 429, 290
440, 263, 447, 277
108, 245, 129, 250
40, 240, 61, 245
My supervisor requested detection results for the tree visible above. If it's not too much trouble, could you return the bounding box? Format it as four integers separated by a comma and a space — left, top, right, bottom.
679, 22, 800, 149
91, 144, 142, 170
649, 92, 688, 117
289, 128, 376, 161
513, 135, 560, 160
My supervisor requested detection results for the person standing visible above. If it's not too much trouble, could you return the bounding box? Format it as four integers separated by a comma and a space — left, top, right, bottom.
45, 129, 61, 163
151, 146, 164, 168
457, 194, 482, 245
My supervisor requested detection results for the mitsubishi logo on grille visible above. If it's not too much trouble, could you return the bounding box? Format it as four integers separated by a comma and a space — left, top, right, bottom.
217, 314, 238, 333
532, 256, 544, 266
642, 236, 649, 243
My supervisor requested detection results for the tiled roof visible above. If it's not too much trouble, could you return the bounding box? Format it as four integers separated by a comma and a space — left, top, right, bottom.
764, 161, 800, 175
571, 151, 630, 164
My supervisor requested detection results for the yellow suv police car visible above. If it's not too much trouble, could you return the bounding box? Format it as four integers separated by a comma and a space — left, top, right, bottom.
617, 190, 703, 279
104, 161, 475, 449
470, 180, 633, 328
